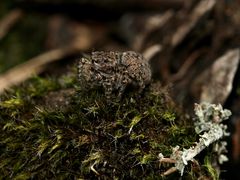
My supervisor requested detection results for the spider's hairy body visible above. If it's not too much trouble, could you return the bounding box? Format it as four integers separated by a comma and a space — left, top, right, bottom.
78, 51, 151, 101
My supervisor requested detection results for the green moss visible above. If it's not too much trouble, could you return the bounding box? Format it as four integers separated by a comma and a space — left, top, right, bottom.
25, 76, 60, 98
0, 74, 203, 179
0, 97, 24, 109
203, 156, 219, 180
161, 111, 176, 122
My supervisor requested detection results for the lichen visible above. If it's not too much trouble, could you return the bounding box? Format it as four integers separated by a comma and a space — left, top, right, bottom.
159, 102, 231, 178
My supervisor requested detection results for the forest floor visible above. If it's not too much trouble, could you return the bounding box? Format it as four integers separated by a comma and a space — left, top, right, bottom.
0, 0, 240, 179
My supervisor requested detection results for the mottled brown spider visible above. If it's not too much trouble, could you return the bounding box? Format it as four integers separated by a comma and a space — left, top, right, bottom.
78, 51, 151, 101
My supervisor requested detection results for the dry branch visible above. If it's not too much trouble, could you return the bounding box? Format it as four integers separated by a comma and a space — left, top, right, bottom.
169, 48, 207, 82
171, 0, 216, 47
133, 11, 173, 51
143, 44, 162, 62
18, 0, 186, 13
0, 44, 82, 93
0, 9, 23, 40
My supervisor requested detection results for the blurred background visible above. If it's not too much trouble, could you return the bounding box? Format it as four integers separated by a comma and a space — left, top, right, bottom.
0, 0, 240, 179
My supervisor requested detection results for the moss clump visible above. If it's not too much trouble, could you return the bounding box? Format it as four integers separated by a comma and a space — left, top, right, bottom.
0, 73, 201, 179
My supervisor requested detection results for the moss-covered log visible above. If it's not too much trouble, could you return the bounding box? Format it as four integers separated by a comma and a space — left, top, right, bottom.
0, 72, 216, 179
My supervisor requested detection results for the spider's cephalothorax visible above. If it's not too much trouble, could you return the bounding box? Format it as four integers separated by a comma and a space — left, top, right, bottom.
78, 51, 151, 101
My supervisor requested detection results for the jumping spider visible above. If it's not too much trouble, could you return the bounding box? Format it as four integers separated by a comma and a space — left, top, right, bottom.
78, 51, 151, 101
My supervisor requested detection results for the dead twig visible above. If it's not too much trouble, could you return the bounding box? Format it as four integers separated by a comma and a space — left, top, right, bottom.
143, 44, 162, 62
171, 0, 216, 47
133, 11, 173, 51
169, 49, 206, 82
18, 0, 185, 17
0, 44, 83, 93
0, 9, 23, 40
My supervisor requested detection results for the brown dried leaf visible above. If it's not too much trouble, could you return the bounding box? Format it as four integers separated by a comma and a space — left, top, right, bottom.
197, 49, 239, 104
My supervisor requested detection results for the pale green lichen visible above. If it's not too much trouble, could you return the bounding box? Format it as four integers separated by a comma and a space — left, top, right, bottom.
159, 102, 231, 177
